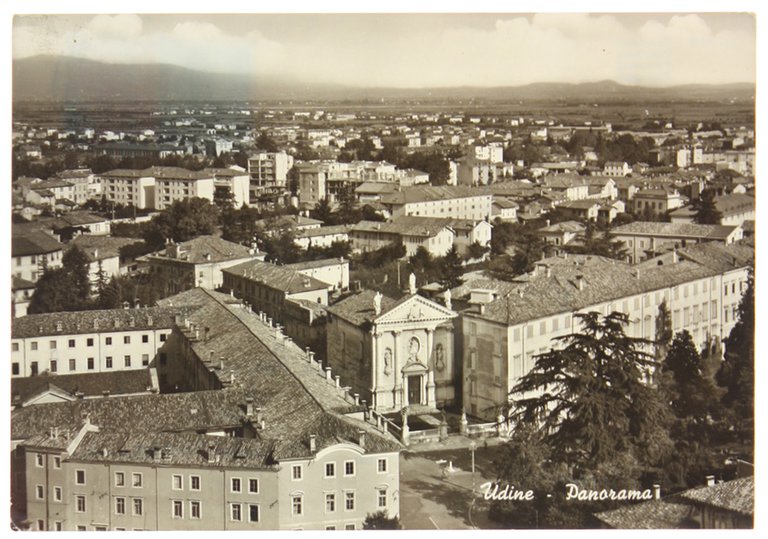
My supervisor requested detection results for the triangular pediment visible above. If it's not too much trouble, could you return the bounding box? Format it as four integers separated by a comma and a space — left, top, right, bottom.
373, 294, 457, 326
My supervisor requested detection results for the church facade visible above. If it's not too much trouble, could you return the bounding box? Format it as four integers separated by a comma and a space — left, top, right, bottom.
325, 288, 458, 412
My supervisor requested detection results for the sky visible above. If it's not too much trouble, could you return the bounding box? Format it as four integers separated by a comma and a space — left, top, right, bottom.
11, 12, 756, 88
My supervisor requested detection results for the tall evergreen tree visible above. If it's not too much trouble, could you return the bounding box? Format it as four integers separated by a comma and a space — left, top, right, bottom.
693, 188, 723, 225
509, 312, 673, 471
654, 300, 673, 362
439, 245, 464, 290
62, 246, 92, 303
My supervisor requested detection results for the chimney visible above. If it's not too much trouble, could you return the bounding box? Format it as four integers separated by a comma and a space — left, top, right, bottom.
162, 447, 172, 461
706, 475, 716, 487
219, 358, 225, 370
102, 390, 111, 398
207, 443, 216, 464
575, 274, 584, 291
354, 393, 360, 405
101, 447, 108, 458
245, 397, 254, 417
634, 268, 641, 279
309, 435, 317, 452
204, 327, 210, 341
152, 447, 162, 460
335, 375, 341, 388
653, 484, 661, 500
325, 367, 332, 381
478, 304, 485, 315
358, 429, 366, 450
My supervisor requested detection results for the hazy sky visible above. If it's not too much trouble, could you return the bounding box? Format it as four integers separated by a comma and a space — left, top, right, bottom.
12, 12, 756, 87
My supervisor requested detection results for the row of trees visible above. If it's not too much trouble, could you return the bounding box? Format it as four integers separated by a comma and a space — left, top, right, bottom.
491, 273, 754, 528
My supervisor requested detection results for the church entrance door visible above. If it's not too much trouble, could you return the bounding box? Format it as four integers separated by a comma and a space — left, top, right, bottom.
407, 375, 422, 405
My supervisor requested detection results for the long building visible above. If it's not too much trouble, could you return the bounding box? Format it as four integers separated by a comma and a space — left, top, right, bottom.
379, 185, 493, 221
11, 288, 402, 531
454, 242, 753, 420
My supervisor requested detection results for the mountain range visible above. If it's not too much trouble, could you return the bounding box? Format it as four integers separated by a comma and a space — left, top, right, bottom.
12, 55, 756, 103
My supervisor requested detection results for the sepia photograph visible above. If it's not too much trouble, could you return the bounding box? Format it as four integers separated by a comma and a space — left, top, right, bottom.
4, 1, 761, 534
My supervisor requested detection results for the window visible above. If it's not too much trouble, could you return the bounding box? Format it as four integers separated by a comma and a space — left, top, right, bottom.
69, 359, 76, 371
50, 360, 58, 373
38, 520, 45, 531
172, 474, 182, 490
345, 524, 356, 530
326, 493, 336, 512
124, 336, 131, 344
53, 456, 61, 469
87, 358, 94, 370
344, 461, 355, 477
249, 504, 260, 523
133, 498, 143, 516
87, 338, 94, 347
106, 337, 112, 345
326, 526, 336, 530
76, 495, 86, 513
12, 363, 19, 375
106, 357, 113, 369
115, 472, 125, 487
132, 473, 142, 488
190, 475, 201, 491
31, 361, 39, 375
292, 465, 302, 480
54, 486, 62, 502
76, 469, 86, 485
35, 453, 44, 467
172, 500, 183, 518
378, 488, 387, 508
160, 334, 167, 342
248, 478, 259, 494
69, 339, 76, 348
36, 484, 44, 499
377, 457, 388, 473
77, 526, 87, 531
115, 497, 126, 515
526, 325, 534, 338
142, 354, 150, 366
325, 462, 336, 478
31, 341, 38, 351
292, 495, 303, 516
345, 491, 355, 511
190, 501, 201, 519
55, 522, 62, 531
231, 477, 241, 493
124, 355, 131, 367
231, 503, 242, 522
12, 342, 19, 352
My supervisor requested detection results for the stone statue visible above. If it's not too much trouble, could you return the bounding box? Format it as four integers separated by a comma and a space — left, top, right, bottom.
408, 272, 417, 295
408, 336, 421, 363
383, 347, 392, 376
444, 288, 452, 310
435, 343, 445, 372
373, 291, 382, 315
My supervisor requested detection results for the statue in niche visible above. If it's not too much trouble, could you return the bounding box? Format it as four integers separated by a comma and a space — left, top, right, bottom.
408, 272, 417, 295
408, 336, 421, 363
435, 343, 445, 372
383, 347, 392, 376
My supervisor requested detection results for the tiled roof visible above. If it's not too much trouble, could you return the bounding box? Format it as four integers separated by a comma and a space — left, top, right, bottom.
351, 217, 451, 238
148, 166, 212, 181
12, 306, 179, 338
612, 221, 739, 240
157, 288, 401, 458
69, 431, 276, 469
492, 198, 519, 209
254, 215, 324, 230
380, 185, 491, 205
595, 496, 694, 529
538, 220, 586, 234
559, 199, 601, 210
325, 290, 398, 326
11, 231, 63, 256
293, 225, 352, 239
99, 168, 154, 178
223, 260, 329, 294
147, 235, 254, 264
69, 235, 143, 261
49, 212, 107, 227
202, 167, 247, 177
11, 389, 250, 441
12, 369, 155, 403
680, 476, 754, 515
458, 249, 751, 326
356, 182, 398, 195
56, 169, 93, 179
286, 258, 348, 271
35, 179, 74, 190
12, 276, 36, 290
676, 241, 754, 274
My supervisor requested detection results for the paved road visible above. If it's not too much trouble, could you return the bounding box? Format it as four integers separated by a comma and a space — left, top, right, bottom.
399, 450, 499, 530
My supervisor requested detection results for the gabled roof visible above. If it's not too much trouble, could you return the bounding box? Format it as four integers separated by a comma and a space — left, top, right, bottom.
538, 220, 586, 234
12, 306, 179, 338
326, 289, 398, 327
351, 217, 455, 238
12, 369, 155, 405
612, 221, 739, 240
380, 185, 491, 205
680, 476, 753, 515
223, 260, 329, 294
147, 235, 254, 264
11, 231, 63, 256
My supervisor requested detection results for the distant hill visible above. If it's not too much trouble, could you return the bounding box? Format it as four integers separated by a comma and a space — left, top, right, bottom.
12, 55, 755, 103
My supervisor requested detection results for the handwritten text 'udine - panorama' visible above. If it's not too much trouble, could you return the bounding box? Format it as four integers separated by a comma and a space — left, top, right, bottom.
480, 482, 655, 502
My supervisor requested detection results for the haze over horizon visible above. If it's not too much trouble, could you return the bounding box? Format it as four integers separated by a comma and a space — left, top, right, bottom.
13, 13, 756, 89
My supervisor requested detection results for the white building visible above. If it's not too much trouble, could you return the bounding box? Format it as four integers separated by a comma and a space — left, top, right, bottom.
380, 185, 492, 221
